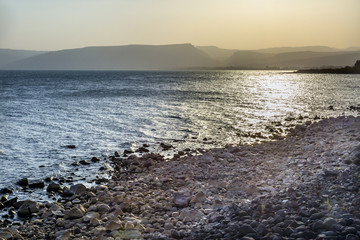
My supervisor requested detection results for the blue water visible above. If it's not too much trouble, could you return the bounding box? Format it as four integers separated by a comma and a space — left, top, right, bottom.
0, 70, 359, 200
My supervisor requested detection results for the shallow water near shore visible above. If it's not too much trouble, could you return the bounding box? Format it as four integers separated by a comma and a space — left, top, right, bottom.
0, 70, 359, 200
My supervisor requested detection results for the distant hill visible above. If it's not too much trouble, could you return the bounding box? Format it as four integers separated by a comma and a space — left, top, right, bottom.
0, 49, 47, 67
253, 46, 340, 54
225, 51, 360, 69
2, 44, 218, 70
2, 44, 360, 70
197, 46, 239, 61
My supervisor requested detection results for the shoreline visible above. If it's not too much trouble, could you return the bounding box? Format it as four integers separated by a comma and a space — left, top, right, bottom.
1, 116, 360, 239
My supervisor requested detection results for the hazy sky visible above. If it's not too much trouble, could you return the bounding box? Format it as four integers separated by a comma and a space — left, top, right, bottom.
1, 0, 359, 51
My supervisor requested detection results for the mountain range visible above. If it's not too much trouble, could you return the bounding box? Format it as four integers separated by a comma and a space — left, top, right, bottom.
1, 44, 360, 70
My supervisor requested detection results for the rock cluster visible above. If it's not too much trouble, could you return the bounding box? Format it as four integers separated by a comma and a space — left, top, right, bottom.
0, 116, 360, 239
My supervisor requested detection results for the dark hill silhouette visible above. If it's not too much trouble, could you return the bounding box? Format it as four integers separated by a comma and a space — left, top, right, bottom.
297, 60, 360, 74
3, 44, 218, 70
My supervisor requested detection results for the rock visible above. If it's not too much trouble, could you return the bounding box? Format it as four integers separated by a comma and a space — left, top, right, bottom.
353, 152, 360, 165
17, 200, 40, 217
96, 203, 111, 213
0, 188, 13, 194
124, 149, 134, 155
82, 212, 100, 223
136, 147, 149, 153
105, 219, 123, 231
91, 157, 100, 162
29, 181, 45, 189
46, 182, 62, 192
238, 224, 256, 237
3, 197, 17, 207
346, 234, 360, 240
0, 230, 13, 240
79, 160, 90, 165
55, 230, 72, 239
65, 205, 86, 219
173, 192, 190, 208
190, 191, 206, 203
312, 220, 324, 232
66, 145, 76, 149
323, 217, 337, 230
17, 178, 29, 187
69, 183, 87, 195
160, 143, 173, 150
1, 195, 8, 202
310, 211, 326, 220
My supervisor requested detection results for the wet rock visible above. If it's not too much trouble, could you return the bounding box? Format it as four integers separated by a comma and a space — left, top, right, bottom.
160, 143, 173, 150
79, 160, 90, 165
91, 157, 100, 162
312, 220, 325, 232
66, 145, 76, 149
1, 195, 8, 202
18, 200, 40, 217
17, 178, 29, 187
70, 183, 87, 195
3, 197, 17, 207
124, 149, 134, 155
29, 181, 45, 189
46, 182, 62, 193
0, 188, 12, 194
136, 146, 149, 153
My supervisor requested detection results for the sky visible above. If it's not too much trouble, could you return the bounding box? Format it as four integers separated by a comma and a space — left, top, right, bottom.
0, 0, 359, 51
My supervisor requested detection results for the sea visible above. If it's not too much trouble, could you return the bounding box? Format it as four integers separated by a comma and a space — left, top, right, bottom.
1, 70, 359, 201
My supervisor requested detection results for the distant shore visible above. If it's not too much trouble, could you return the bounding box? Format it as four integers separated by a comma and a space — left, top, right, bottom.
297, 62, 360, 74
1, 116, 360, 239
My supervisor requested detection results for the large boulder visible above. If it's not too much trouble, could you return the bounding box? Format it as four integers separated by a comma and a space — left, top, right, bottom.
65, 205, 86, 219
17, 200, 40, 217
70, 184, 87, 195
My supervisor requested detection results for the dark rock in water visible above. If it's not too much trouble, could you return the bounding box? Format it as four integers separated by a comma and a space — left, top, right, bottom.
17, 178, 29, 187
70, 183, 87, 195
17, 200, 40, 217
47, 182, 62, 193
0, 202, 4, 209
143, 143, 150, 148
66, 145, 76, 149
114, 151, 120, 157
1, 195, 8, 203
44, 176, 53, 182
71, 162, 79, 166
123, 149, 134, 155
29, 181, 45, 189
0, 188, 13, 194
160, 143, 173, 150
3, 197, 17, 207
91, 157, 100, 162
79, 160, 90, 165
136, 146, 150, 153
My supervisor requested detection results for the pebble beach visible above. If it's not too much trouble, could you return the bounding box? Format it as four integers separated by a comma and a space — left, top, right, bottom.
1, 115, 360, 240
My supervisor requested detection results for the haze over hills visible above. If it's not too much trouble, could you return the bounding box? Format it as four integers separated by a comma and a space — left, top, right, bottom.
2, 44, 218, 70
1, 44, 360, 70
0, 49, 47, 67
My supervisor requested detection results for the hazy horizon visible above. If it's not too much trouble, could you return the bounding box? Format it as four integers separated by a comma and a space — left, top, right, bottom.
1, 0, 359, 51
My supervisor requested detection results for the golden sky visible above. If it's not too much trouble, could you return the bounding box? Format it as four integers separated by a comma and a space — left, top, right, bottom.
1, 0, 359, 51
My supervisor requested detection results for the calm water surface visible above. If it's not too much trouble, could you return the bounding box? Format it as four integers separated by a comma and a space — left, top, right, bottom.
0, 70, 359, 200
